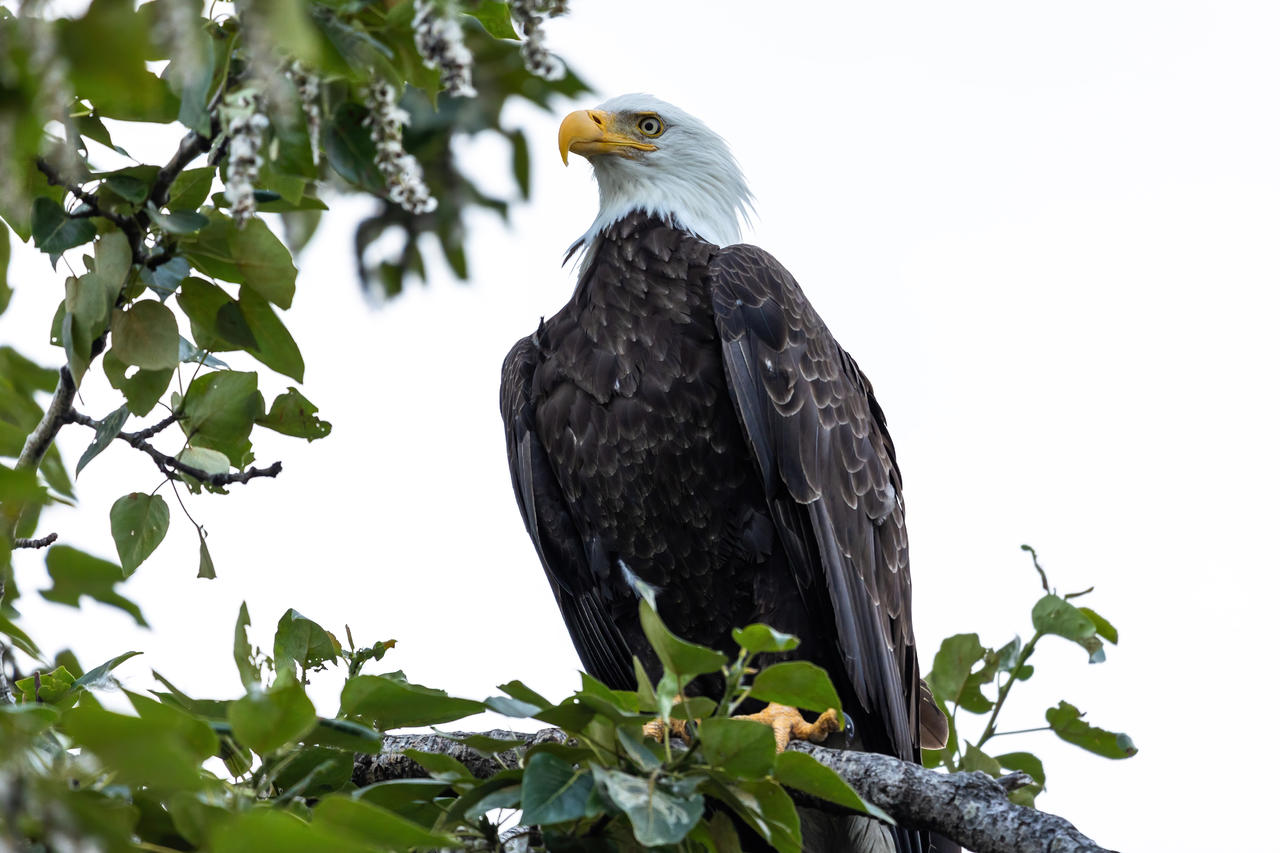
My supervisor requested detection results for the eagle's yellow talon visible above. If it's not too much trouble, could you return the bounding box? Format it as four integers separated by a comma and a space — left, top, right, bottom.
735, 703, 841, 752
642, 716, 691, 741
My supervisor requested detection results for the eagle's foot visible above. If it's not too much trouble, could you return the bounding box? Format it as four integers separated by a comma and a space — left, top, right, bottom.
642, 716, 691, 742
734, 703, 842, 752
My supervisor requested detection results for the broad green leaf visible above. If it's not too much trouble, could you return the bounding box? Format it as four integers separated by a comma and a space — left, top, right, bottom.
639, 598, 726, 682
32, 197, 97, 256
0, 226, 10, 314
95, 230, 133, 289
176, 277, 240, 352
229, 677, 317, 755
749, 661, 842, 717
960, 741, 1002, 777
180, 213, 297, 308
1045, 701, 1137, 759
111, 301, 180, 370
716, 778, 802, 853
62, 694, 213, 792
498, 679, 552, 709
927, 633, 987, 704
304, 717, 383, 753
509, 128, 531, 199
178, 336, 229, 368
452, 773, 524, 821
210, 808, 365, 853
467, 1, 520, 39
520, 751, 593, 825
103, 174, 149, 205
616, 725, 662, 771
176, 446, 231, 478
404, 749, 477, 786
995, 751, 1046, 785
313, 796, 456, 849
773, 750, 888, 821
163, 22, 215, 136
76, 403, 129, 476
75, 650, 143, 691
240, 288, 305, 381
592, 765, 703, 847
146, 206, 209, 235
339, 675, 485, 730
257, 388, 331, 441
0, 613, 42, 658
273, 609, 341, 681
63, 268, 119, 382
1077, 606, 1118, 644
352, 779, 450, 824
179, 370, 263, 465
103, 349, 172, 416
699, 717, 777, 778
141, 256, 189, 300
60, 0, 180, 122
485, 694, 542, 718
109, 492, 170, 576
41, 545, 146, 626
733, 624, 800, 655
438, 731, 526, 756
127, 691, 220, 758
168, 167, 216, 211
1032, 595, 1105, 662
233, 602, 259, 689
324, 103, 382, 192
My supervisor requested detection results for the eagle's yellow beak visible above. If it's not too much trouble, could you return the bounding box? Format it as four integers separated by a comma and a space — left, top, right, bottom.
558, 109, 658, 165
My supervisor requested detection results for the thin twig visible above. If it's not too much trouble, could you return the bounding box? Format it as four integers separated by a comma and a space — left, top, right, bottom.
1021, 543, 1050, 593
63, 409, 282, 487
13, 533, 58, 550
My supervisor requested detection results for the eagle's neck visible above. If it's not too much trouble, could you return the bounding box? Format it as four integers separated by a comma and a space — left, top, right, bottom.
570, 154, 752, 262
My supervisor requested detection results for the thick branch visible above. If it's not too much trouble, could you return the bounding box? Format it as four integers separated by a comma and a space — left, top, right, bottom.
13, 533, 58, 550
65, 410, 282, 487
16, 367, 76, 474
355, 730, 1116, 853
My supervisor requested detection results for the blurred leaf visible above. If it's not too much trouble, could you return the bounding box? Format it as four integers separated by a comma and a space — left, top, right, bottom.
960, 741, 1002, 777
240, 288, 305, 381
467, 1, 520, 39
76, 403, 129, 476
42, 545, 147, 626
146, 205, 209, 235
520, 751, 593, 825
0, 226, 10, 314
229, 677, 317, 755
273, 608, 341, 681
257, 388, 331, 441
314, 796, 457, 849
304, 717, 383, 753
62, 693, 214, 792
233, 602, 259, 690
111, 300, 180, 370
180, 213, 297, 308
197, 529, 216, 579
404, 749, 476, 785
509, 128, 530, 198
732, 624, 799, 655
352, 779, 450, 824
712, 777, 801, 853
60, 0, 180, 122
15, 665, 78, 705
180, 370, 263, 465
75, 650, 142, 691
339, 674, 485, 730
1045, 701, 1137, 759
750, 661, 842, 718
32, 197, 97, 256
773, 750, 888, 821
209, 808, 364, 853
110, 492, 170, 577
699, 717, 776, 778
593, 765, 703, 847
324, 103, 382, 192
439, 730, 526, 756
141, 256, 190, 301
995, 751, 1046, 786
0, 613, 42, 658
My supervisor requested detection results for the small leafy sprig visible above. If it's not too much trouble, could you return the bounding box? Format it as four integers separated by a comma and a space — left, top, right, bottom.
923, 546, 1137, 806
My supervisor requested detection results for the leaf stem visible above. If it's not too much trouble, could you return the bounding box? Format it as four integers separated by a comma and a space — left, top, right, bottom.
976, 631, 1042, 749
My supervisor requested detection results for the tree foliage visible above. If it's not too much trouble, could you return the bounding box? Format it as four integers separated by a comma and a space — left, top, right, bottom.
0, 1, 1134, 850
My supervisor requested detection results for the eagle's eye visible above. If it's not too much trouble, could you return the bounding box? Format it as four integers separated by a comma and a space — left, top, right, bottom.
636, 115, 665, 137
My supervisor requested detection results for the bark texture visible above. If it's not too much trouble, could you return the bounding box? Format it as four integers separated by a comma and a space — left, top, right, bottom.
352, 729, 1116, 853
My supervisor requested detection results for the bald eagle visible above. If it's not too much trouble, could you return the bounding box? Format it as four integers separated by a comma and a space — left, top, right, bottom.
500, 94, 952, 853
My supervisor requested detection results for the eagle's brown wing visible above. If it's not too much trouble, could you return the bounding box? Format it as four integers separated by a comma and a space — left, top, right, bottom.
709, 244, 926, 761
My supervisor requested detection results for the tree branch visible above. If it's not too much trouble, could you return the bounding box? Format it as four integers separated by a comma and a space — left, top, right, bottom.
13, 533, 58, 550
64, 409, 283, 487
16, 367, 76, 475
354, 730, 1117, 853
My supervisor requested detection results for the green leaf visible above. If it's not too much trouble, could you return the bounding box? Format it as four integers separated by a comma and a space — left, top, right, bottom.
749, 661, 842, 717
339, 675, 486, 730
63, 266, 121, 383
15, 665, 78, 705
304, 717, 384, 753
103, 174, 150, 205
995, 751, 1046, 786
102, 349, 172, 416
1077, 606, 1118, 644
109, 492, 169, 577
61, 0, 180, 122
710, 778, 801, 853
42, 545, 146, 626
960, 741, 1002, 777
146, 206, 209, 235
438, 731, 526, 756
404, 749, 477, 785
240, 288, 305, 381
176, 277, 240, 352
180, 213, 297, 308
62, 694, 214, 792
256, 388, 331, 442
209, 808, 362, 853
141, 256, 190, 300
485, 694, 542, 718
179, 335, 228, 368
76, 650, 142, 691
699, 717, 777, 778
509, 128, 531, 199
467, 1, 520, 39
773, 750, 889, 821
323, 103, 382, 192
233, 602, 259, 690
96, 230, 133, 288
168, 167, 216, 211
0, 226, 11, 314
273, 609, 341, 681
0, 613, 42, 658
229, 677, 317, 755
520, 751, 593, 825
1045, 701, 1137, 759
498, 679, 552, 709
639, 598, 727, 683
593, 765, 704, 847
32, 197, 97, 256
313, 796, 457, 849
76, 403, 129, 476
1032, 595, 1105, 662
179, 370, 264, 465
111, 301, 180, 370
732, 624, 800, 655
928, 633, 986, 704
176, 446, 231, 479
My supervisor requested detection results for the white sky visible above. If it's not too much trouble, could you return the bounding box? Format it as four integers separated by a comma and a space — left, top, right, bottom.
3, 2, 1278, 850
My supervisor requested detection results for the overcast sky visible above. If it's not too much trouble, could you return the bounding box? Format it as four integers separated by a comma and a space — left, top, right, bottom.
3, 2, 1278, 850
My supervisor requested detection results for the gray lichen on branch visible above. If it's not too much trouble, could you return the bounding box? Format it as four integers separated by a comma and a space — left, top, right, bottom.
354, 729, 1117, 853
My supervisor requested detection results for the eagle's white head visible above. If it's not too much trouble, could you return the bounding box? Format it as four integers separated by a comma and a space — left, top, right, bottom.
558, 93, 754, 255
